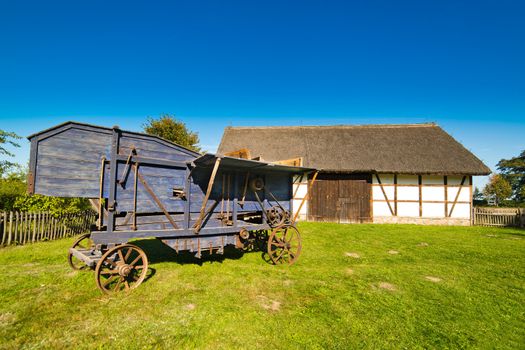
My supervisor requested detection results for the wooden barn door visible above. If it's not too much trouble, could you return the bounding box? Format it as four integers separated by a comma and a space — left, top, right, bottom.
308, 173, 371, 223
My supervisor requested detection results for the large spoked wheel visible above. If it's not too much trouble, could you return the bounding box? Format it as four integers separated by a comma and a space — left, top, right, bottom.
267, 225, 302, 265
95, 244, 148, 294
68, 233, 93, 271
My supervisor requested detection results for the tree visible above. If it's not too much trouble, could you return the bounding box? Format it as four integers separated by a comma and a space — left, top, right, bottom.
143, 114, 201, 152
483, 174, 512, 206
0, 165, 26, 210
0, 129, 21, 176
497, 150, 525, 202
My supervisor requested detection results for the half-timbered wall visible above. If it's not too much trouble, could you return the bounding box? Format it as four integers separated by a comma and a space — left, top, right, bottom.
292, 175, 309, 221
372, 174, 472, 225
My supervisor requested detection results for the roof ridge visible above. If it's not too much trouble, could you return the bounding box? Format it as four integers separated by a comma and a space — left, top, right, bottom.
225, 122, 438, 130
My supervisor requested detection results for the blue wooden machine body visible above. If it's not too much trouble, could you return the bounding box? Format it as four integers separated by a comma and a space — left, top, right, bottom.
28, 122, 314, 293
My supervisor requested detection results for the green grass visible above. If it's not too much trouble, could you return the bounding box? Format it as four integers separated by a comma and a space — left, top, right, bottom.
0, 223, 524, 349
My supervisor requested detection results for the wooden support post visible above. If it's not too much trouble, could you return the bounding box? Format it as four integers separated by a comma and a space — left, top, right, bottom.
194, 157, 222, 232
1, 212, 7, 245
134, 164, 179, 229
132, 162, 138, 230
469, 175, 473, 225
448, 176, 467, 217
444, 176, 448, 217
375, 174, 394, 216
7, 211, 13, 246
292, 171, 319, 224
418, 175, 422, 217
98, 157, 106, 229
240, 172, 250, 207
393, 174, 398, 216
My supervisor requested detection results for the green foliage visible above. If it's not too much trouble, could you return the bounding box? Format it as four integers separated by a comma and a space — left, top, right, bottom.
497, 150, 525, 202
0, 223, 523, 348
13, 194, 92, 217
483, 174, 512, 206
0, 166, 27, 210
0, 167, 92, 215
143, 114, 201, 152
0, 129, 21, 176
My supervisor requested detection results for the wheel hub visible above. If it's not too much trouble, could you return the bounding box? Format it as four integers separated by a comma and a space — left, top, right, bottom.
117, 264, 132, 277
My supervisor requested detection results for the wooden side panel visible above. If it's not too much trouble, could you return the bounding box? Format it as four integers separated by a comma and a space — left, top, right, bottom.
119, 134, 196, 162
33, 128, 112, 197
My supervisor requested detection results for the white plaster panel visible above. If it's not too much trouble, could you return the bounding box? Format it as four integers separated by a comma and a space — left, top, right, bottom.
372, 185, 394, 200
373, 201, 393, 217
449, 203, 471, 218
397, 202, 420, 217
292, 200, 308, 214
422, 202, 445, 218
293, 183, 308, 199
422, 175, 444, 185
373, 174, 394, 184
447, 187, 470, 202
422, 186, 445, 201
397, 186, 419, 200
448, 176, 470, 185
397, 175, 418, 185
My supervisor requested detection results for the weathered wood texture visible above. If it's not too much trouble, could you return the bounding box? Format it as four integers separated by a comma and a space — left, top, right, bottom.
308, 173, 371, 223
31, 124, 196, 198
0, 211, 96, 247
473, 207, 525, 228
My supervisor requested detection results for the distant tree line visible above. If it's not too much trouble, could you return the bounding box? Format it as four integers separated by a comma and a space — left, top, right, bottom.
0, 115, 200, 213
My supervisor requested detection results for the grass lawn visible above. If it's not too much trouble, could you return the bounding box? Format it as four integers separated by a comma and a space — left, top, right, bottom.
0, 223, 524, 349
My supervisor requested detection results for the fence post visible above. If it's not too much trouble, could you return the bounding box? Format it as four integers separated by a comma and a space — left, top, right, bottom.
7, 212, 13, 246
1, 212, 7, 245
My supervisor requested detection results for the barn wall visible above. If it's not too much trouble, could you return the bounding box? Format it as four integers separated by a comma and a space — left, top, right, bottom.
372, 173, 472, 225
292, 175, 309, 220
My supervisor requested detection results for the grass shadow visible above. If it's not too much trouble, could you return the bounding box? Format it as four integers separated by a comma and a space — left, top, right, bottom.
131, 238, 247, 266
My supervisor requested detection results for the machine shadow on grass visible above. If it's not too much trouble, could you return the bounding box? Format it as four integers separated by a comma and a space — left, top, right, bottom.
131, 237, 271, 267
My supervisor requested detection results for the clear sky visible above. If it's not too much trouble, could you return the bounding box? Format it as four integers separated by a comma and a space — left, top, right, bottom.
1, 0, 523, 189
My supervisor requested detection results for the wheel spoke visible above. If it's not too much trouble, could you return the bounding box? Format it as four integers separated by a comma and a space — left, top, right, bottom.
124, 248, 132, 261
103, 275, 119, 288
99, 269, 119, 275
129, 254, 142, 267
117, 248, 125, 262
113, 277, 123, 291
124, 280, 130, 290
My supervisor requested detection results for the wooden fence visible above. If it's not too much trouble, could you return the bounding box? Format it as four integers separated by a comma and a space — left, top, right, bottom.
473, 207, 525, 228
0, 211, 96, 247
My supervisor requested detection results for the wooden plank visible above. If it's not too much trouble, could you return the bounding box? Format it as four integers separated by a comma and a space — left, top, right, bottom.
418, 175, 422, 217
272, 157, 303, 167
194, 157, 222, 232
1, 212, 7, 245
448, 176, 467, 217
7, 212, 13, 245
394, 174, 398, 216
223, 148, 251, 159
444, 176, 448, 217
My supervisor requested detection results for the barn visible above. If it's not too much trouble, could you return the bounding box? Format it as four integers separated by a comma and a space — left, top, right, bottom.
217, 123, 491, 225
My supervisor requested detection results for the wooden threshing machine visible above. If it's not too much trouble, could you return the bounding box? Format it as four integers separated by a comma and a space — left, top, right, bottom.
28, 122, 316, 294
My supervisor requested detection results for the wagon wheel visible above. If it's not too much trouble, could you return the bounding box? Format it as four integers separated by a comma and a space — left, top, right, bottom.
267, 225, 302, 265
266, 206, 289, 228
68, 233, 93, 270
95, 244, 148, 294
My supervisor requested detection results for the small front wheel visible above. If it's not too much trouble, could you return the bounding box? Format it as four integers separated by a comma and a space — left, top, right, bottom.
95, 244, 149, 294
68, 234, 93, 271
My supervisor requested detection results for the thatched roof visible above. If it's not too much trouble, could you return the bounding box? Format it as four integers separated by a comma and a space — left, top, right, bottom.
218, 123, 491, 175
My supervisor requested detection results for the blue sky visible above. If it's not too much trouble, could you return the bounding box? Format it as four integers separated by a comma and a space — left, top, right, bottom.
1, 0, 524, 188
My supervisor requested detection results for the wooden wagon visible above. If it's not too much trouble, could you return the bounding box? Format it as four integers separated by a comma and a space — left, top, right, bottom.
28, 122, 316, 294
